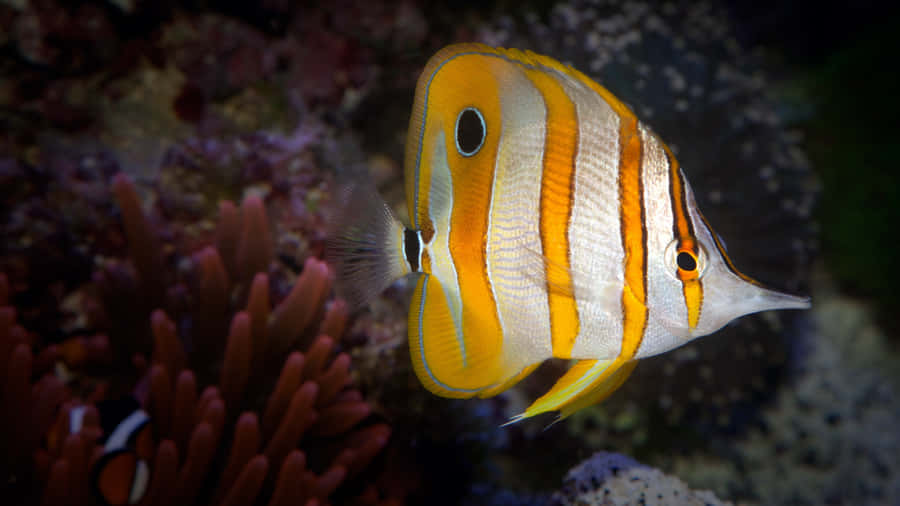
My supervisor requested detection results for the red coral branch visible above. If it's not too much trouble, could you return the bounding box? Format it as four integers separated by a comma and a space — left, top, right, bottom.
310, 401, 371, 437
264, 381, 319, 472
39, 459, 69, 506
268, 257, 332, 356
213, 412, 262, 505
268, 450, 306, 506
318, 298, 348, 343
192, 246, 231, 362
148, 364, 173, 438
221, 311, 252, 411
176, 422, 217, 504
235, 194, 273, 286
246, 272, 270, 375
262, 351, 305, 437
220, 454, 269, 506
216, 200, 241, 281
171, 370, 199, 450
60, 434, 90, 506
142, 440, 178, 506
111, 174, 166, 309
316, 352, 351, 408
151, 309, 183, 381
302, 335, 334, 382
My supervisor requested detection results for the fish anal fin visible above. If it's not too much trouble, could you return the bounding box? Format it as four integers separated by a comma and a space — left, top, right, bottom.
408, 274, 506, 398
506, 357, 633, 424
478, 362, 542, 399
557, 359, 637, 420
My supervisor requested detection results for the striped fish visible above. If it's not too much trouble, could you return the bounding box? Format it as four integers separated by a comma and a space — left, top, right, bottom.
330, 43, 810, 423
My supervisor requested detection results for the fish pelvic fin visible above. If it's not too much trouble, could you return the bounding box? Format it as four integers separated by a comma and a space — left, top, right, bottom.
503, 357, 637, 426
326, 183, 413, 309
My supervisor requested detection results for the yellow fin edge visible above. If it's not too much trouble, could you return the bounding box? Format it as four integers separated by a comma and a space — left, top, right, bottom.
478, 362, 542, 399
409, 274, 522, 399
504, 357, 636, 425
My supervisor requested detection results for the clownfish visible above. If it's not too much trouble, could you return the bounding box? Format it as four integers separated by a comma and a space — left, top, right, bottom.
329, 43, 810, 423
69, 397, 153, 505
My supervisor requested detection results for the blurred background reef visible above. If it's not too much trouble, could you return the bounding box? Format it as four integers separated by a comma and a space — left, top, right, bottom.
1, 1, 899, 505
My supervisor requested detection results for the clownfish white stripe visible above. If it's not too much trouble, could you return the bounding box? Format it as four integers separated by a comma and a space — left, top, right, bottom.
105, 410, 149, 452
70, 405, 87, 435
130, 460, 149, 504
330, 43, 811, 423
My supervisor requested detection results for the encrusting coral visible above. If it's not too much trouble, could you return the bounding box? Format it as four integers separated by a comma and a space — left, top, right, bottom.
1, 173, 396, 506
551, 452, 731, 506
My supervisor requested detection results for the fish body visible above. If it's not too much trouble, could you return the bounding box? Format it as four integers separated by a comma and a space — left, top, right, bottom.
63, 398, 153, 505
330, 43, 809, 422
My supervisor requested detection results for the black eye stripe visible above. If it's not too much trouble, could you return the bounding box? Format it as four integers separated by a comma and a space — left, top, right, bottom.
455, 107, 485, 156
677, 251, 697, 271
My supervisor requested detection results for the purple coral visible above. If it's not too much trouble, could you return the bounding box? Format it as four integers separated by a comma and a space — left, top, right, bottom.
551, 452, 730, 506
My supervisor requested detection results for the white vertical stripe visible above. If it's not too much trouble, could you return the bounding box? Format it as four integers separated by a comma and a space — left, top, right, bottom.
485, 63, 554, 371
556, 70, 627, 359
105, 410, 149, 451
635, 127, 686, 358
425, 131, 467, 364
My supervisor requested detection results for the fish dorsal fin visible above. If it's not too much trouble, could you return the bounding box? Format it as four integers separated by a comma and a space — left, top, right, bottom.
482, 45, 637, 122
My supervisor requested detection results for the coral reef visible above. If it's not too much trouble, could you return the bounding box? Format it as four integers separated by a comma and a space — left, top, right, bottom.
0, 171, 396, 505
551, 452, 731, 506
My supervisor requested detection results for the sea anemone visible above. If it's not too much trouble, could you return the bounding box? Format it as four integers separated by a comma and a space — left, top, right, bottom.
1, 171, 397, 505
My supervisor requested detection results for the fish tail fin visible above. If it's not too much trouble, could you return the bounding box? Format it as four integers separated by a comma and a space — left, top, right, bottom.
326, 183, 413, 308
503, 357, 635, 425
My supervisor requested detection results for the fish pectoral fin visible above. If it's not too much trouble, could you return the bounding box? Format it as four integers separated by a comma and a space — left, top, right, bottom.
503, 357, 636, 425
519, 247, 620, 307
326, 181, 411, 308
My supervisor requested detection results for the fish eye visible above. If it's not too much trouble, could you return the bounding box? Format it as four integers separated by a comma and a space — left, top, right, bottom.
455, 107, 485, 156
664, 239, 707, 281
676, 251, 697, 271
